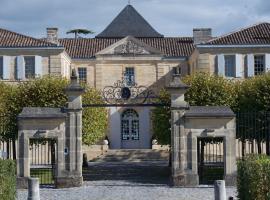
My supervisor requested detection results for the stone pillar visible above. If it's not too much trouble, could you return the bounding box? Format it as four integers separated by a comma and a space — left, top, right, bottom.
17, 131, 30, 189
224, 118, 237, 186
55, 69, 85, 188
166, 73, 191, 186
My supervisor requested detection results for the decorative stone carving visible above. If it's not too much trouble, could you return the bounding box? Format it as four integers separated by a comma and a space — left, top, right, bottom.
114, 40, 150, 55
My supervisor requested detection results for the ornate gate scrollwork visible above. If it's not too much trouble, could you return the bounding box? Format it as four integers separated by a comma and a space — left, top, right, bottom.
102, 79, 156, 104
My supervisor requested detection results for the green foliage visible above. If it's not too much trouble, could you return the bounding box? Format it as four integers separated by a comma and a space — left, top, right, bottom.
152, 73, 270, 144
0, 76, 107, 145
237, 155, 270, 200
238, 73, 270, 111
183, 73, 238, 110
82, 86, 108, 145
151, 89, 171, 145
0, 159, 16, 200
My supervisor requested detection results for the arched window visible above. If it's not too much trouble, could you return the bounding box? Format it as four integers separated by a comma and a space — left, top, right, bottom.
121, 109, 139, 140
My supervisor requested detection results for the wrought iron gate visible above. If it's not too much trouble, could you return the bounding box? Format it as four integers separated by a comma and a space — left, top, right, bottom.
30, 139, 56, 186
197, 137, 224, 184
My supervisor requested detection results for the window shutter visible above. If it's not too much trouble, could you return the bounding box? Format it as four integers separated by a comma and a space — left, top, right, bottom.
35, 56, 42, 77
265, 54, 270, 72
247, 54, 254, 77
235, 54, 243, 78
16, 56, 25, 80
2, 56, 10, 80
217, 54, 225, 76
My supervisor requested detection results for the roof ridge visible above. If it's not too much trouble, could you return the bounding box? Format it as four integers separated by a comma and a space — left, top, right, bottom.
59, 36, 193, 40
202, 22, 270, 44
0, 28, 57, 46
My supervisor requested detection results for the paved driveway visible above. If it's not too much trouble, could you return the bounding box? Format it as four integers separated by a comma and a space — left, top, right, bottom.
17, 162, 237, 200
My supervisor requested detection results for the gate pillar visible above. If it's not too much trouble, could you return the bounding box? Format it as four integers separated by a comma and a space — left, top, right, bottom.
166, 74, 193, 186
167, 73, 237, 186
55, 69, 85, 188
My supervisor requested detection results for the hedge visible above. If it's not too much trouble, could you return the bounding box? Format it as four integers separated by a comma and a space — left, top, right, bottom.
0, 159, 16, 200
237, 154, 270, 200
0, 76, 108, 145
152, 72, 270, 145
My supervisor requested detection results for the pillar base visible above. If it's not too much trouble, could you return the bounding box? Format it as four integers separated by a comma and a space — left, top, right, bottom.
16, 177, 29, 189
55, 176, 83, 188
225, 174, 237, 186
171, 173, 199, 186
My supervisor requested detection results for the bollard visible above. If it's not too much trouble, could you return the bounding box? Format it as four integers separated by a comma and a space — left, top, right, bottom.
214, 180, 226, 200
83, 153, 88, 168
28, 178, 40, 200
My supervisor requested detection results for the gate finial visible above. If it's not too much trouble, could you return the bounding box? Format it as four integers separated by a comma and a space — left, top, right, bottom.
166, 71, 189, 109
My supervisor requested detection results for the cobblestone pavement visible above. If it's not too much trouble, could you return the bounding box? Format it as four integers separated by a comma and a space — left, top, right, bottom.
17, 162, 237, 200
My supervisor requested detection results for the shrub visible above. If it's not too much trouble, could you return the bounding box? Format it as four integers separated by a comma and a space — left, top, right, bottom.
237, 154, 270, 200
0, 76, 108, 145
0, 159, 16, 200
238, 73, 270, 111
152, 73, 238, 144
151, 89, 171, 145
82, 86, 108, 145
183, 72, 238, 109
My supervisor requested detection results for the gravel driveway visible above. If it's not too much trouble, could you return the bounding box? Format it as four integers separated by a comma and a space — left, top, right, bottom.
17, 162, 237, 200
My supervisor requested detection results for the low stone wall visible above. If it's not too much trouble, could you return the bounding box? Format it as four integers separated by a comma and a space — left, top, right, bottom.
152, 145, 170, 151
82, 145, 109, 161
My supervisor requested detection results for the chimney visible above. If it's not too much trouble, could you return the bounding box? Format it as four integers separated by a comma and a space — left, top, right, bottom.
193, 28, 212, 44
46, 28, 59, 45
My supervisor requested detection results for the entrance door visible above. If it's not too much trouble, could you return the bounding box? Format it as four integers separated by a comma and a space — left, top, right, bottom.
121, 109, 140, 149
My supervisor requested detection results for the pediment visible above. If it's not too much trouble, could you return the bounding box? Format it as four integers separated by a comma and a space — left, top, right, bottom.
96, 36, 162, 56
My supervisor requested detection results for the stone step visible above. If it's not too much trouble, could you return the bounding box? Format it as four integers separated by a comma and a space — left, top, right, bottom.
91, 149, 170, 162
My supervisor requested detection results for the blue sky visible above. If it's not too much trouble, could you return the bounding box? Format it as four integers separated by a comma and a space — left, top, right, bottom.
0, 0, 270, 38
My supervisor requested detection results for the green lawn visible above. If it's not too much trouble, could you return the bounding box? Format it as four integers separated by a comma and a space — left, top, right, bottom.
30, 168, 54, 185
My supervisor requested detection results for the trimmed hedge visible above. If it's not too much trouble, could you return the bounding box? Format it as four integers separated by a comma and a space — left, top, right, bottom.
237, 155, 270, 200
0, 159, 16, 200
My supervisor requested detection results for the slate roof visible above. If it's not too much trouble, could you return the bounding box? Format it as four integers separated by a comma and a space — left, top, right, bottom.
185, 106, 235, 118
59, 37, 194, 59
203, 22, 270, 45
96, 5, 163, 38
0, 28, 58, 48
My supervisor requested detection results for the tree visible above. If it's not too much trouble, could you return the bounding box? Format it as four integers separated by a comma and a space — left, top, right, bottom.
66, 29, 94, 39
152, 73, 238, 145
0, 76, 107, 146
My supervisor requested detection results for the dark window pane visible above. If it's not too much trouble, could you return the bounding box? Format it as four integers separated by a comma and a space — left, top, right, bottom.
78, 68, 87, 83
224, 55, 235, 77
0, 57, 3, 79
254, 55, 265, 75
124, 67, 135, 86
25, 56, 35, 78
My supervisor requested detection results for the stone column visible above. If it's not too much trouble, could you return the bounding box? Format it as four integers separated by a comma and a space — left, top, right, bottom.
55, 69, 85, 188
224, 117, 237, 186
17, 130, 30, 189
166, 73, 190, 186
